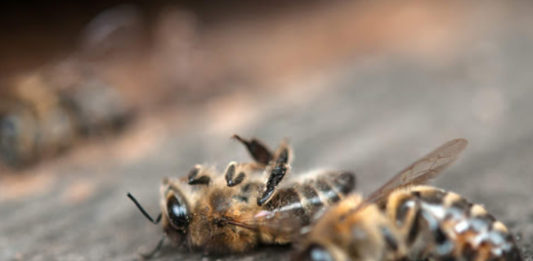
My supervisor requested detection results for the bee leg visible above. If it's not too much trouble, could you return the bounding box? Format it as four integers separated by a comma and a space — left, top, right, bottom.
257, 144, 290, 206
140, 235, 165, 259
232, 134, 273, 165
225, 161, 246, 187
187, 165, 211, 185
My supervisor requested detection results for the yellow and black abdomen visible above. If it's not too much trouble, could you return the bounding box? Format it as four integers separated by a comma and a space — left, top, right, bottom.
263, 171, 356, 227
385, 185, 522, 261
293, 193, 408, 261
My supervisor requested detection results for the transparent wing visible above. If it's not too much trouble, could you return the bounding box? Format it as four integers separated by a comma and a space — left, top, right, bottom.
345, 138, 468, 217
223, 209, 304, 240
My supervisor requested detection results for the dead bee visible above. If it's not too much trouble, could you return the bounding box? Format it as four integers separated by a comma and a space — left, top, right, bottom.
127, 135, 356, 257
0, 74, 76, 167
294, 139, 523, 261
0, 71, 131, 168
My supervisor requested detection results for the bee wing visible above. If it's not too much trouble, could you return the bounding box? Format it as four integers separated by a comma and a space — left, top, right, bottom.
346, 138, 468, 216
224, 210, 304, 238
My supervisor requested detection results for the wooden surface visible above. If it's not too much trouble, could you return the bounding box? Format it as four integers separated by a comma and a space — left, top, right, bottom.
1, 2, 533, 261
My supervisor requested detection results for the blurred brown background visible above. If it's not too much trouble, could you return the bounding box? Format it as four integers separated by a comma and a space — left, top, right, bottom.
1, 1, 532, 260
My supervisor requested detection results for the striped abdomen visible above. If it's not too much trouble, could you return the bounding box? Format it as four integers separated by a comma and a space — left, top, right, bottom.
293, 193, 408, 261
385, 186, 522, 261
264, 171, 356, 227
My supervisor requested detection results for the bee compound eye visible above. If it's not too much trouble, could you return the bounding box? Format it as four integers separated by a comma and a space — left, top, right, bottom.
0, 113, 36, 166
166, 195, 190, 229
0, 116, 16, 147
300, 244, 335, 261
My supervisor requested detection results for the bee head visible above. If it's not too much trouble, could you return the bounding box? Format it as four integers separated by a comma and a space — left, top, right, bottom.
0, 107, 37, 167
160, 178, 192, 242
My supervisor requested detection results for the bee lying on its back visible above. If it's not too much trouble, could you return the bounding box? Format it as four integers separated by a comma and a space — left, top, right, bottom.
295, 139, 522, 261
128, 135, 356, 256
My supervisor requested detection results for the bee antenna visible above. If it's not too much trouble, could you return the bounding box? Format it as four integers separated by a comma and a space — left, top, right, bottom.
127, 192, 162, 225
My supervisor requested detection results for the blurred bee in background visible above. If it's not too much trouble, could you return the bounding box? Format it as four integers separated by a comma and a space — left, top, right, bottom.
295, 139, 523, 261
127, 135, 356, 257
0, 69, 132, 168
